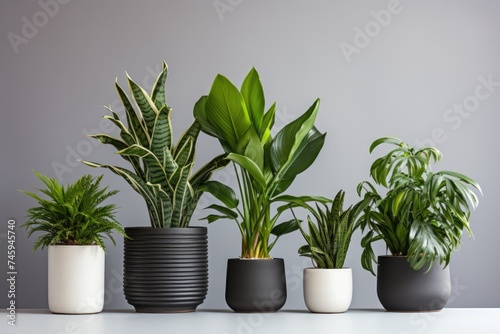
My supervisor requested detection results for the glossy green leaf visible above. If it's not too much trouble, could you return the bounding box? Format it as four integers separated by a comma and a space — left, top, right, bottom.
241, 67, 264, 130
270, 218, 300, 237
269, 99, 320, 174
227, 153, 266, 189
199, 181, 239, 209
205, 74, 252, 151
271, 127, 326, 196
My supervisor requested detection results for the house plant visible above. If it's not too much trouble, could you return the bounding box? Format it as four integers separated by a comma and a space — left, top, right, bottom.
357, 136, 482, 311
82, 61, 228, 313
289, 190, 367, 313
195, 68, 327, 312
21, 171, 124, 314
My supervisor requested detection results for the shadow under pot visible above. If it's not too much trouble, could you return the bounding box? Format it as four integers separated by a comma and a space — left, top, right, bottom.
225, 258, 287, 312
377, 255, 451, 312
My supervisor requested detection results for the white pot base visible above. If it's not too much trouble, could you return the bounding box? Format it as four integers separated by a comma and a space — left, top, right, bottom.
303, 267, 352, 313
48, 245, 105, 314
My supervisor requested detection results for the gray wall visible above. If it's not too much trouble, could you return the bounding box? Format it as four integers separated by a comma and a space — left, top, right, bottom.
1, 0, 499, 310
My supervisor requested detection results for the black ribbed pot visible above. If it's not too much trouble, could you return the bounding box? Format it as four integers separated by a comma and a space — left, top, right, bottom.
123, 227, 208, 313
225, 258, 287, 312
377, 256, 451, 312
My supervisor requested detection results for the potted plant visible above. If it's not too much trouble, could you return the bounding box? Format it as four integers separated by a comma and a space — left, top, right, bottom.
21, 171, 125, 314
357, 136, 482, 311
82, 62, 228, 313
288, 190, 368, 313
194, 68, 327, 312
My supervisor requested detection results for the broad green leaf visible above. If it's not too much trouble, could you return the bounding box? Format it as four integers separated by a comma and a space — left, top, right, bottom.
204, 204, 238, 219
270, 219, 300, 237
205, 74, 252, 151
193, 96, 221, 139
271, 127, 326, 196
199, 181, 239, 209
241, 67, 264, 130
200, 214, 235, 224
227, 153, 266, 189
238, 127, 264, 171
269, 99, 321, 174
260, 102, 276, 144
298, 244, 311, 255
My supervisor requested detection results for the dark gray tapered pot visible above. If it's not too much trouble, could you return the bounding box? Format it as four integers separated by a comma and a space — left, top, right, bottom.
377, 256, 451, 312
225, 258, 287, 312
123, 227, 208, 313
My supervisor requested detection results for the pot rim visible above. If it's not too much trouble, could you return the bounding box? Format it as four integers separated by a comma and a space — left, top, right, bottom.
124, 226, 207, 235
228, 257, 284, 261
303, 267, 352, 271
48, 244, 103, 248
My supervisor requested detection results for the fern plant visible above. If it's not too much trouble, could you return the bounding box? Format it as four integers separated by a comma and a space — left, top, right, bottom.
21, 171, 125, 252
357, 136, 482, 274
82, 61, 228, 228
289, 190, 368, 269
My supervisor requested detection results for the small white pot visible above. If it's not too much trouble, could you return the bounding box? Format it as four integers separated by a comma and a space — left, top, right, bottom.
303, 267, 352, 313
48, 245, 105, 314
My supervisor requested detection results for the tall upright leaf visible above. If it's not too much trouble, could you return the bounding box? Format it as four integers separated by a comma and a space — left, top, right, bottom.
205, 74, 252, 151
241, 67, 264, 131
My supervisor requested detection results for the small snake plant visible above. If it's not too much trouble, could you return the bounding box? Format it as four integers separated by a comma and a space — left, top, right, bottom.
290, 190, 368, 269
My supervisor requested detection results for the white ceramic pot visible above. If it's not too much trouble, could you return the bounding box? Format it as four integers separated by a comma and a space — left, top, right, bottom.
303, 267, 352, 313
48, 245, 105, 314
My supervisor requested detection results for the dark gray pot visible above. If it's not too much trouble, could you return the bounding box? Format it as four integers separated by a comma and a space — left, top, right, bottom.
377, 256, 451, 312
123, 227, 208, 313
225, 258, 287, 312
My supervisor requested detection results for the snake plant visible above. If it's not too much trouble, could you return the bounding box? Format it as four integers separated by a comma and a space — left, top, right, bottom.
289, 190, 368, 269
357, 136, 482, 274
21, 171, 125, 252
195, 68, 327, 258
82, 61, 228, 228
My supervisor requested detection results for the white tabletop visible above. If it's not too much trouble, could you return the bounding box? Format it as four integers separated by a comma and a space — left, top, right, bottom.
2, 308, 499, 334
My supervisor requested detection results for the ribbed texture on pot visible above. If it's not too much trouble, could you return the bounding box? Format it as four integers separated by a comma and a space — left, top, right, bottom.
123, 227, 208, 313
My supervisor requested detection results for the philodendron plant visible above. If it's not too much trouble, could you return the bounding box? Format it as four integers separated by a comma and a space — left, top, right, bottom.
289, 190, 368, 269
83, 62, 228, 228
195, 68, 327, 258
357, 136, 482, 274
